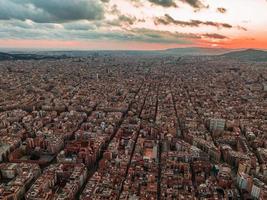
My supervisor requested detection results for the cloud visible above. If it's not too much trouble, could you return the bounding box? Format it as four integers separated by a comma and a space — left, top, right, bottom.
126, 28, 202, 44
0, 0, 250, 48
0, 0, 104, 23
155, 14, 233, 29
217, 7, 227, 13
107, 15, 137, 26
148, 0, 177, 7
201, 21, 232, 28
202, 33, 228, 39
118, 15, 137, 25
63, 21, 97, 31
132, 28, 201, 39
237, 26, 247, 31
109, 4, 121, 15
181, 0, 206, 9
0, 19, 197, 44
146, 0, 206, 8
0, 18, 232, 48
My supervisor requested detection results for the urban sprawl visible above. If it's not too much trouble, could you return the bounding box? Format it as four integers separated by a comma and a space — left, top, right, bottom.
0, 55, 266, 200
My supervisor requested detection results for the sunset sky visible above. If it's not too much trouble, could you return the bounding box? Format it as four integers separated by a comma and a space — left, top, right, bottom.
0, 0, 267, 50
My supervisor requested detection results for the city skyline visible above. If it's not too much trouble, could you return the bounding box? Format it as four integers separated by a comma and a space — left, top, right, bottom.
0, 0, 267, 50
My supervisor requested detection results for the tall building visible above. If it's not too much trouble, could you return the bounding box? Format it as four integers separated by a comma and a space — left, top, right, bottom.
153, 145, 158, 161
263, 83, 267, 92
209, 118, 226, 131
251, 178, 266, 200
237, 172, 253, 192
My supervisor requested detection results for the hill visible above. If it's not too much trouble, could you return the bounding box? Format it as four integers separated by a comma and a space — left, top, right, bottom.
164, 47, 230, 55
3, 48, 267, 60
0, 52, 16, 60
0, 52, 67, 61
221, 49, 267, 62
36, 47, 230, 57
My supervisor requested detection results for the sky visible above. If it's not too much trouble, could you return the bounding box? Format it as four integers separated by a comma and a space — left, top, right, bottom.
0, 0, 267, 50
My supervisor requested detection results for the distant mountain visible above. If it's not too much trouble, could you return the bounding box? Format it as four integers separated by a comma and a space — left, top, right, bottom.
0, 52, 68, 61
0, 52, 16, 60
37, 50, 161, 57
2, 48, 266, 60
36, 47, 231, 57
221, 49, 267, 62
164, 47, 230, 55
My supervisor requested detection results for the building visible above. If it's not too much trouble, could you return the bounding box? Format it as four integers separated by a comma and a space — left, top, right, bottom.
209, 118, 226, 131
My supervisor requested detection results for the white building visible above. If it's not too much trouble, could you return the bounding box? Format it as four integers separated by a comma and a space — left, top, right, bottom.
263, 84, 267, 92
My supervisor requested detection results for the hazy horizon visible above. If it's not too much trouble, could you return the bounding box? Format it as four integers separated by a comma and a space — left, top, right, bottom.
1, 47, 267, 53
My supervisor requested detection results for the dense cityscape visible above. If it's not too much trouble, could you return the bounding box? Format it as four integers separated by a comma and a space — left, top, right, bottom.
0, 55, 266, 199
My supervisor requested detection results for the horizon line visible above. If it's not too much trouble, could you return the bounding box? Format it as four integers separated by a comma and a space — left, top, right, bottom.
1, 47, 267, 52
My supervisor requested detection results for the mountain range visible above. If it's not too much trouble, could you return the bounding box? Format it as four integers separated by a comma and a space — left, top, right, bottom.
0, 48, 267, 61
0, 52, 67, 61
